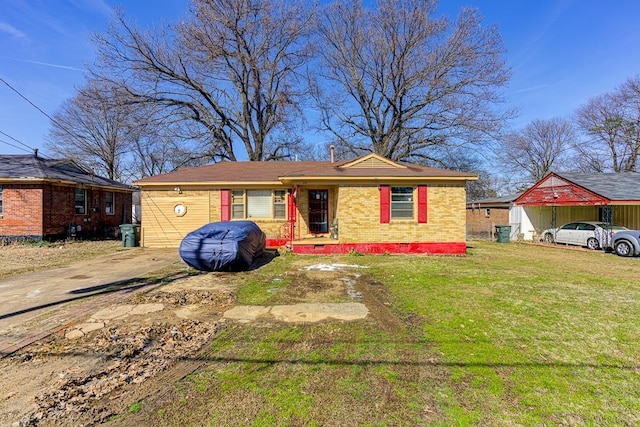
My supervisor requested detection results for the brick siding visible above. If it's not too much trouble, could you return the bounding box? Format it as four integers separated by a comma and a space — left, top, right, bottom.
1, 183, 132, 240
141, 183, 468, 248
466, 207, 510, 239
336, 184, 467, 243
0, 184, 43, 236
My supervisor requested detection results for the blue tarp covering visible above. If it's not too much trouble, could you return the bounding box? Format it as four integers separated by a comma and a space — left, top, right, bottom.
179, 221, 266, 272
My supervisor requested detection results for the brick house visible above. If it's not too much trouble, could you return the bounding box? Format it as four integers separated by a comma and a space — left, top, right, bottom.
134, 153, 477, 254
466, 194, 518, 240
0, 154, 134, 241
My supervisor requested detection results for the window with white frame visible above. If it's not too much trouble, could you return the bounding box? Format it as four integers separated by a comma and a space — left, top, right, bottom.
231, 190, 287, 219
391, 187, 413, 219
0, 185, 3, 216
75, 188, 87, 215
231, 190, 245, 219
105, 191, 114, 215
274, 190, 286, 219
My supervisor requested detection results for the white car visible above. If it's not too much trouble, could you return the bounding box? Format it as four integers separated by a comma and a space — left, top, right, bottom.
542, 221, 629, 250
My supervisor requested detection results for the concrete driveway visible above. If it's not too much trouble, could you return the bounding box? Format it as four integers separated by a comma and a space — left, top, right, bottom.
0, 248, 182, 335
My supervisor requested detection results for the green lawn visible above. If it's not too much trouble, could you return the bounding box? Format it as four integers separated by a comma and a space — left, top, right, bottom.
133, 242, 640, 426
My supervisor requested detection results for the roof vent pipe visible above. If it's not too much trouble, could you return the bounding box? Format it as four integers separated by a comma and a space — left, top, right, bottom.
330, 144, 335, 163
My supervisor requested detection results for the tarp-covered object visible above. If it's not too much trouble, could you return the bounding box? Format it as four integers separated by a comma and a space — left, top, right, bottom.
179, 221, 266, 271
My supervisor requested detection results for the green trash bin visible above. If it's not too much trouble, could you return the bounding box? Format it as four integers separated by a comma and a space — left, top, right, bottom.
120, 224, 140, 247
495, 225, 512, 243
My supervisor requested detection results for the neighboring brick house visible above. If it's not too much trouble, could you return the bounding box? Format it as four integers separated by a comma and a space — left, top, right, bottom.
466, 194, 518, 240
134, 153, 477, 254
0, 154, 134, 241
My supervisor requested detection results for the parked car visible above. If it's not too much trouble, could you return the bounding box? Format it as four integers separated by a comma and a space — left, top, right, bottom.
611, 230, 640, 257
542, 221, 629, 250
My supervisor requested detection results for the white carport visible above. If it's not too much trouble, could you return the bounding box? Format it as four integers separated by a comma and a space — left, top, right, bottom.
512, 172, 640, 240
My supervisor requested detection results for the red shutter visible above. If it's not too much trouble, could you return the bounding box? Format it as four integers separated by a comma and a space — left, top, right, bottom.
417, 185, 428, 223
380, 185, 390, 223
220, 189, 231, 221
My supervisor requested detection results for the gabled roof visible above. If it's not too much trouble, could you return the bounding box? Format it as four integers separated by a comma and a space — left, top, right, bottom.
558, 172, 640, 201
134, 153, 476, 186
515, 171, 640, 206
338, 153, 406, 169
0, 154, 133, 191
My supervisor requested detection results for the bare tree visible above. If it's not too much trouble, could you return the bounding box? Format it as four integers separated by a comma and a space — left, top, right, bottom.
417, 146, 498, 200
92, 0, 314, 162
46, 81, 132, 180
48, 78, 209, 182
576, 76, 640, 172
312, 0, 512, 162
126, 107, 211, 179
499, 118, 575, 185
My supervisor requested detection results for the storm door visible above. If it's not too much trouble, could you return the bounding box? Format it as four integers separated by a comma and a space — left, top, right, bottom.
308, 190, 329, 233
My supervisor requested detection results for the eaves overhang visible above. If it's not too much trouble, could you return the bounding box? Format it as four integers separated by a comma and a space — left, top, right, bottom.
278, 175, 477, 184
134, 176, 476, 188
1, 177, 134, 191
134, 181, 284, 187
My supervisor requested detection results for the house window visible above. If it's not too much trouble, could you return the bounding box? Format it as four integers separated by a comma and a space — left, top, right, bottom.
485, 208, 491, 218
0, 185, 3, 216
105, 192, 115, 215
75, 188, 87, 215
230, 190, 287, 219
274, 190, 286, 219
247, 190, 272, 218
391, 187, 413, 219
231, 190, 245, 219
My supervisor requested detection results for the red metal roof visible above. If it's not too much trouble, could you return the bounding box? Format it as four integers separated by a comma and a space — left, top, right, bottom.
515, 173, 609, 206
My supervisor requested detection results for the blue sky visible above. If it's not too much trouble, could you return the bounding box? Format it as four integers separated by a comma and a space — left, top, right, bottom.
1, 0, 640, 157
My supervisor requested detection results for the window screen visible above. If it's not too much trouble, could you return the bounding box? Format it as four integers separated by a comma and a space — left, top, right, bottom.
75, 188, 86, 215
105, 192, 114, 215
391, 187, 413, 219
274, 190, 286, 219
231, 190, 245, 219
247, 190, 272, 218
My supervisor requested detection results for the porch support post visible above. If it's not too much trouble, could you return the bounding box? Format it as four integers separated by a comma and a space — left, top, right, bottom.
287, 186, 298, 247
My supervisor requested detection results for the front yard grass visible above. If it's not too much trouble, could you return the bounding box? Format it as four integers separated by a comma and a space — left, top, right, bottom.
138, 242, 640, 426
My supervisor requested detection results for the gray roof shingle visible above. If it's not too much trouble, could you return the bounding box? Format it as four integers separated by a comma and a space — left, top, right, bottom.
0, 155, 133, 191
559, 172, 640, 201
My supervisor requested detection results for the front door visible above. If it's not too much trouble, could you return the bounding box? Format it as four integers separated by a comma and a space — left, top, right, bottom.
308, 190, 329, 233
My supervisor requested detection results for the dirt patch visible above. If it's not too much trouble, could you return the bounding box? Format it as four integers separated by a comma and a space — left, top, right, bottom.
0, 261, 406, 426
0, 240, 122, 280
280, 272, 347, 303
0, 276, 235, 426
23, 320, 218, 426
128, 266, 446, 427
224, 302, 369, 323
